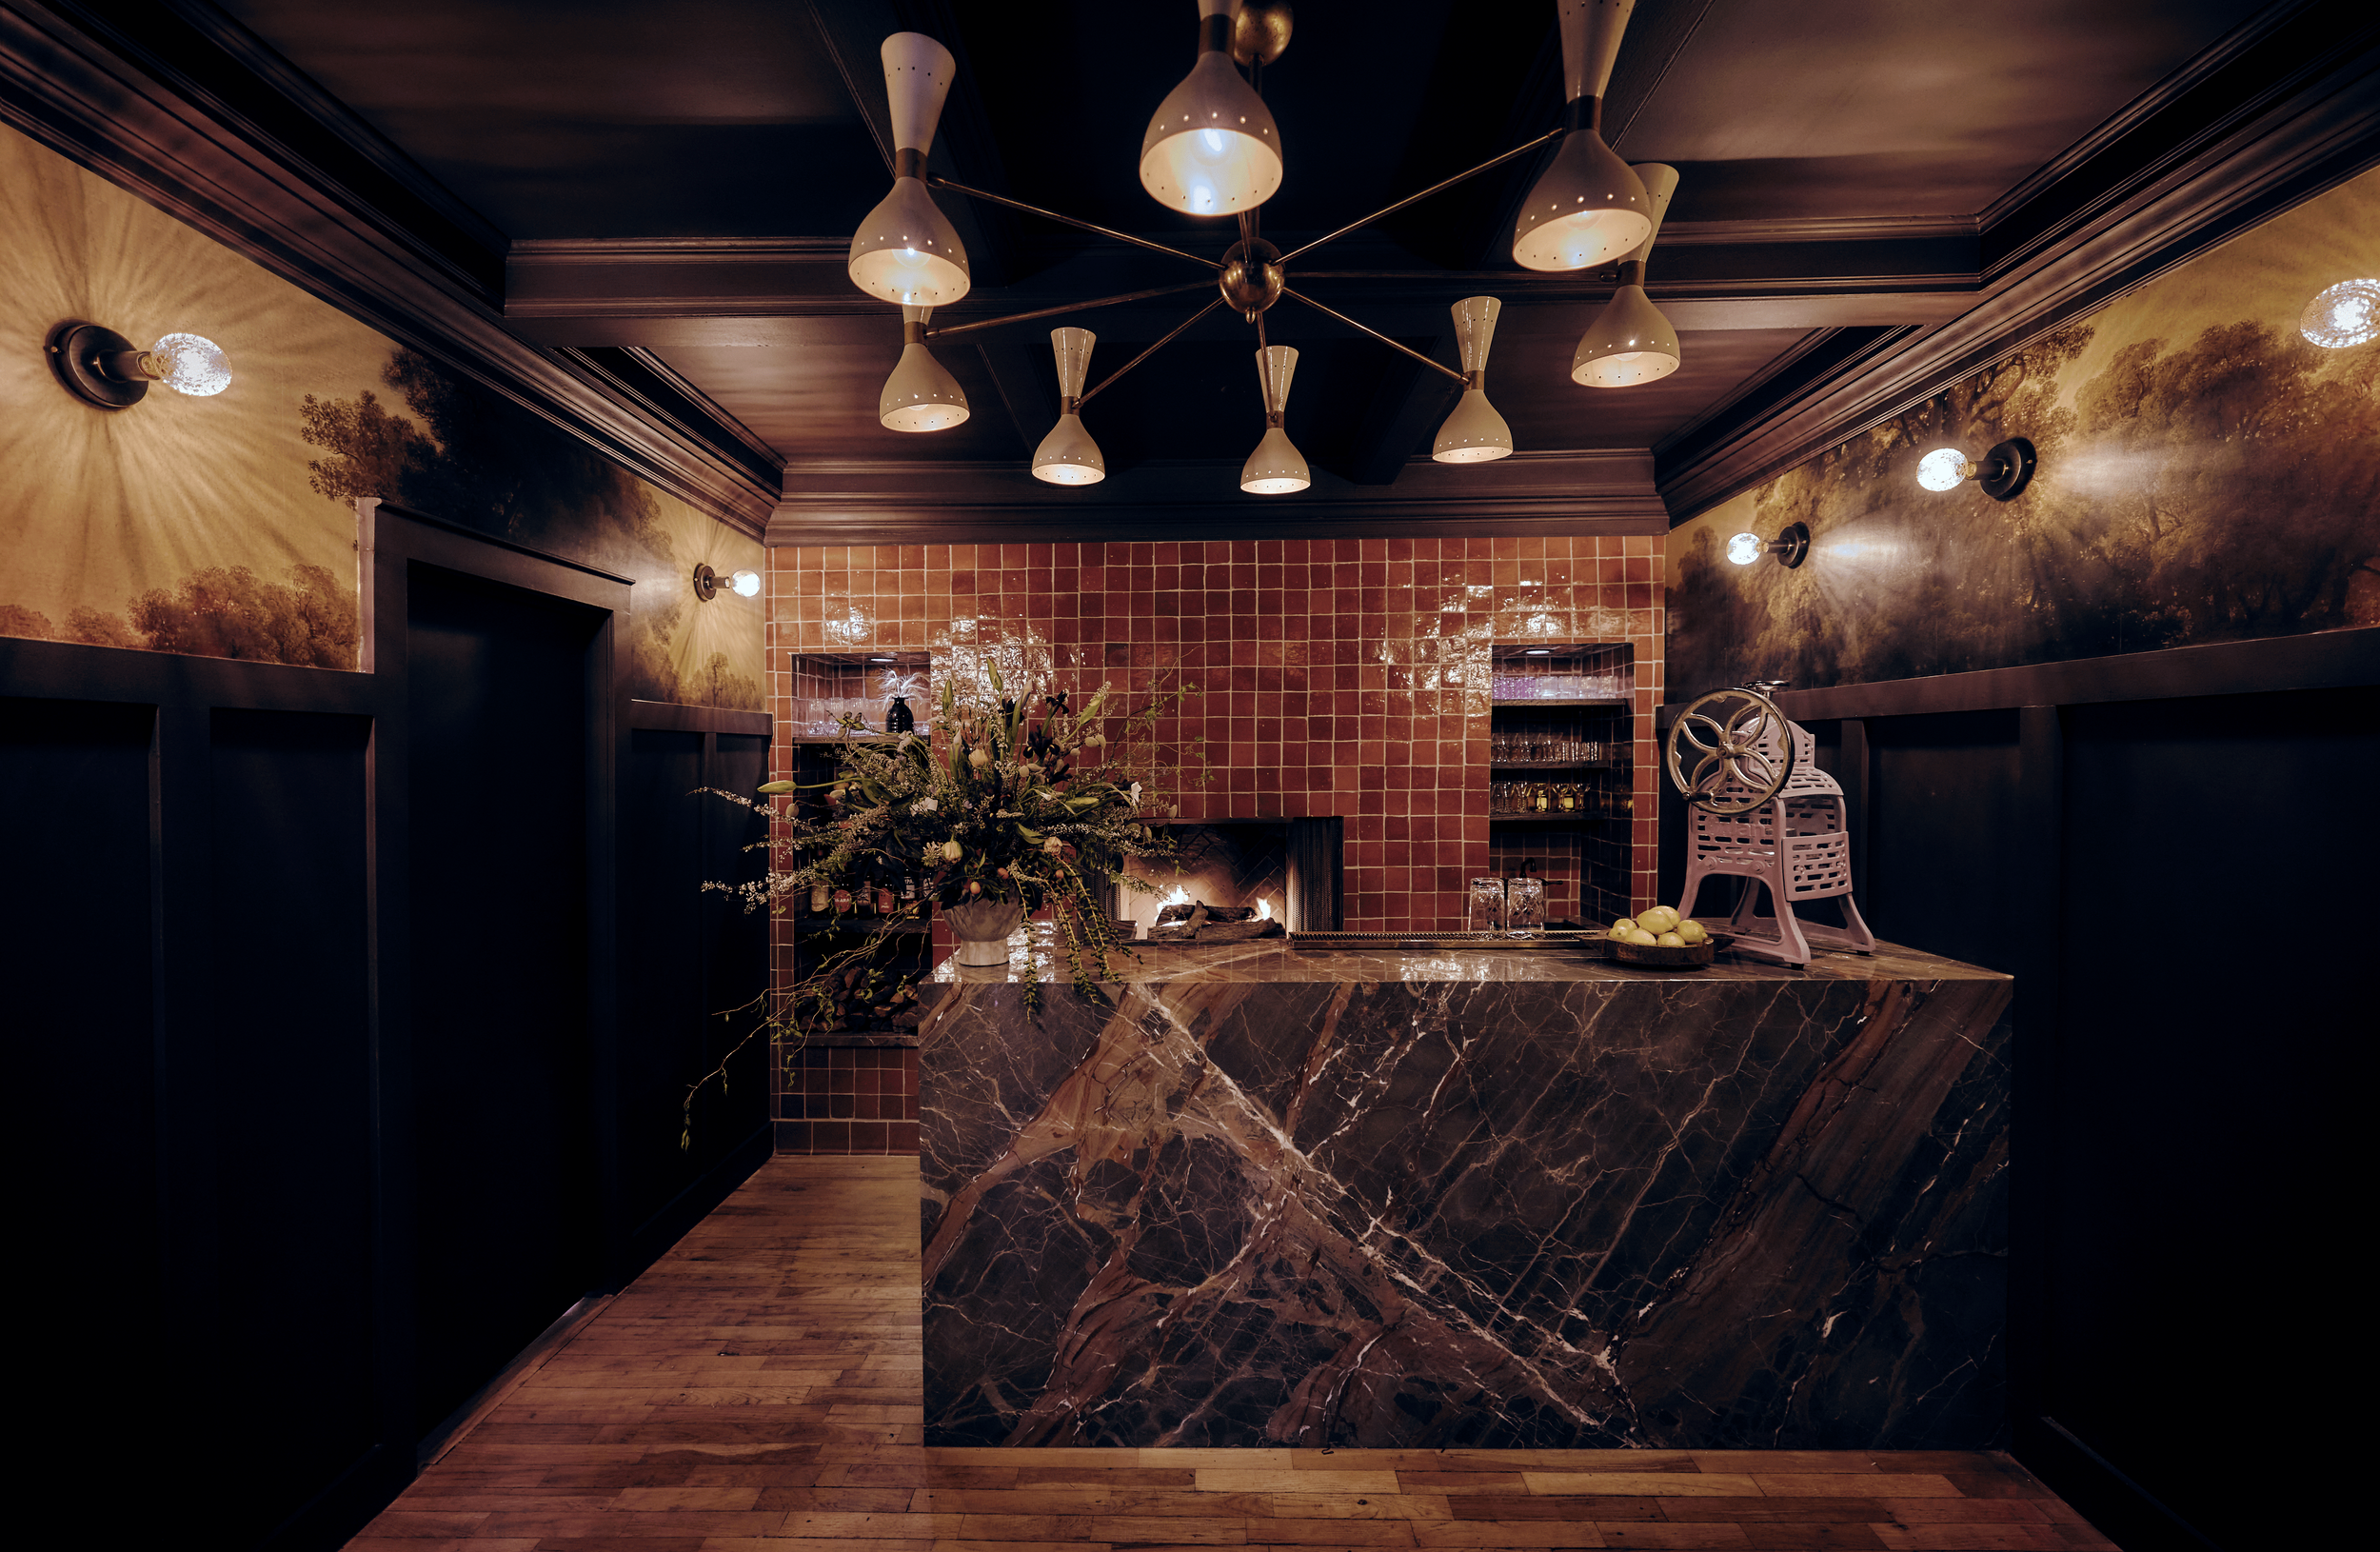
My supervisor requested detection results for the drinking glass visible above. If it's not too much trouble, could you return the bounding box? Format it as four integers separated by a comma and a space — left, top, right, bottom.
1505, 876, 1545, 937
1466, 877, 1506, 934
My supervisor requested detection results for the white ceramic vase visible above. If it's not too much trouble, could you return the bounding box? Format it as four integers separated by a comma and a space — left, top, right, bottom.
942, 899, 1025, 967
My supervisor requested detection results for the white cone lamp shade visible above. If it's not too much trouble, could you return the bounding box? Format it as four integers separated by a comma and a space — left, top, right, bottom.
848, 34, 971, 306
1434, 295, 1514, 463
1032, 328, 1106, 486
1513, 0, 1651, 271
880, 306, 970, 431
1140, 1, 1283, 215
1240, 346, 1309, 494
1573, 162, 1680, 387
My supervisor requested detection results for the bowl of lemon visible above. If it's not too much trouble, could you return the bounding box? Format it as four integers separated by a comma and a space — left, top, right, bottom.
1604, 906, 1720, 967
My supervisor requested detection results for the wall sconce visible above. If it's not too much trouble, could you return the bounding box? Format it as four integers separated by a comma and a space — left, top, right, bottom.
2300, 279, 2378, 349
692, 565, 763, 602
1727, 522, 1810, 568
48, 321, 231, 408
1916, 438, 2035, 500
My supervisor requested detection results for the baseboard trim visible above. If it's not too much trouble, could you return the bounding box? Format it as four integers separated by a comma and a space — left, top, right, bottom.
2012, 1414, 2222, 1552
416, 1292, 615, 1470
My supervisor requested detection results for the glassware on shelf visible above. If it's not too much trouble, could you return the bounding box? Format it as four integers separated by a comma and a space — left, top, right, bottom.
1556, 782, 1583, 814
1505, 875, 1545, 937
1466, 877, 1506, 934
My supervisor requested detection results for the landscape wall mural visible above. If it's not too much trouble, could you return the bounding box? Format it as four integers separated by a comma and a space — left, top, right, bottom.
0, 123, 762, 707
1667, 167, 2380, 698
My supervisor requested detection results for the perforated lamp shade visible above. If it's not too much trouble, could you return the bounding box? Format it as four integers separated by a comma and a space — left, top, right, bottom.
1032, 328, 1105, 486
1140, 1, 1282, 215
1512, 0, 1650, 271
1572, 163, 1680, 388
847, 34, 972, 306
880, 307, 969, 431
1434, 296, 1513, 463
1240, 346, 1309, 494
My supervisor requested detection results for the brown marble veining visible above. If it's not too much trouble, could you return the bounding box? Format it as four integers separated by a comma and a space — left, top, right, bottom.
920, 939, 2010, 1451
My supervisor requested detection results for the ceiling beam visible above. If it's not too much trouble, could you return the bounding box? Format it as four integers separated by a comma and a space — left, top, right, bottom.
501, 221, 1987, 343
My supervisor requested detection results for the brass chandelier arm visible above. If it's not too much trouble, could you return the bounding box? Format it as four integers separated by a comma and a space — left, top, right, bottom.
1078, 298, 1227, 408
1280, 288, 1469, 385
1276, 125, 1566, 265
925, 282, 1216, 340
928, 177, 1223, 269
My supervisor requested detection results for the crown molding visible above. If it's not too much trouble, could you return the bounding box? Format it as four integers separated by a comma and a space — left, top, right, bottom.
1655, 0, 2380, 522
0, 0, 782, 535
765, 448, 1670, 545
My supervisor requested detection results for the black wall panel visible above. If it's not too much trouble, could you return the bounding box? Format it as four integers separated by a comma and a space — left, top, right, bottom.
406, 567, 604, 1434
204, 708, 378, 1545
2047, 686, 2370, 1550
1864, 709, 2023, 973
617, 729, 772, 1253
1, 511, 770, 1552
0, 697, 162, 1479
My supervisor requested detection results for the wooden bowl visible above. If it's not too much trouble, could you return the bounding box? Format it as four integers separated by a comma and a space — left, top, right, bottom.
1608, 935, 1719, 968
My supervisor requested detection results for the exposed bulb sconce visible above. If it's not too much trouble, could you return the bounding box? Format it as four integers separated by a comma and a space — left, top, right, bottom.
847, 34, 971, 307
1512, 0, 1652, 271
1727, 523, 1810, 568
1433, 296, 1514, 463
880, 305, 969, 431
1032, 328, 1105, 486
48, 321, 231, 408
1241, 344, 1310, 493
2300, 279, 2378, 349
691, 565, 763, 602
1572, 162, 1680, 387
1916, 438, 2036, 500
1140, 0, 1284, 216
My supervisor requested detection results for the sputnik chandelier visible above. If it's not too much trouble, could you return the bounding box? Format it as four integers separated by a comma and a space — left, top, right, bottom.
849, 0, 1684, 492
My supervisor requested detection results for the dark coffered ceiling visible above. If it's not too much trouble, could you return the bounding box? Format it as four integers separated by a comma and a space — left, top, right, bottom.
10, 1, 2372, 538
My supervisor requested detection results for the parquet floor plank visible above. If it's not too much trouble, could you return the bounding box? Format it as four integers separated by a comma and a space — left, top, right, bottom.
341, 1157, 2107, 1552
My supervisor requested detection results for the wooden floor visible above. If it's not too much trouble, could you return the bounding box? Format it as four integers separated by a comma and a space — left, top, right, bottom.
349, 1156, 2113, 1552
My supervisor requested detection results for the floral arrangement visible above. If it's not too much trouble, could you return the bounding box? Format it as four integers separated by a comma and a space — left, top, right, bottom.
682, 667, 1200, 1144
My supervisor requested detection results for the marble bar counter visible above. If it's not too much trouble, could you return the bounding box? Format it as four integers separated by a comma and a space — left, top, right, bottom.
919, 937, 2011, 1451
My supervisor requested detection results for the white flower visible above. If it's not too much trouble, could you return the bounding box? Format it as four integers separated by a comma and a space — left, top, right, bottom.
1042, 837, 1063, 855
969, 747, 991, 768
911, 797, 940, 815
1129, 782, 1143, 806
942, 839, 962, 862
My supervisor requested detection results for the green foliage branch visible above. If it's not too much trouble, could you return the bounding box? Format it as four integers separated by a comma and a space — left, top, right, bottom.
679, 669, 1203, 1146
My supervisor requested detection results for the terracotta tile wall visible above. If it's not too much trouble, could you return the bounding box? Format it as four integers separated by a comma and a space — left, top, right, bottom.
775, 1045, 920, 1155
764, 537, 1661, 944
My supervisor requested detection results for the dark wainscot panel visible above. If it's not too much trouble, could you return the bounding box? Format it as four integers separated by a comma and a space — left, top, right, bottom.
920, 944, 2010, 1450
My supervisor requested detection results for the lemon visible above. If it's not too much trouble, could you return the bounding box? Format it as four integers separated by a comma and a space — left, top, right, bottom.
1624, 927, 1658, 945
1610, 918, 1637, 938
1676, 920, 1707, 945
1656, 931, 1686, 947
1638, 906, 1679, 934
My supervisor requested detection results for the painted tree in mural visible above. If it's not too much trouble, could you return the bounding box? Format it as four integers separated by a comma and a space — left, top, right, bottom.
1671, 311, 2380, 692
301, 348, 760, 707
2068, 320, 2380, 647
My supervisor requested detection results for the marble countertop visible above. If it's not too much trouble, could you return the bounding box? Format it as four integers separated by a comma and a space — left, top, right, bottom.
928, 928, 2002, 985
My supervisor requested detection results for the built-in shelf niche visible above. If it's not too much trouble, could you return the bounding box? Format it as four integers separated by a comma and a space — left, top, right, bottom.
787, 649, 930, 741
1486, 642, 1635, 927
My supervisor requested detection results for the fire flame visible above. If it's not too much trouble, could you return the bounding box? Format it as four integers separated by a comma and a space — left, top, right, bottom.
1257, 898, 1272, 919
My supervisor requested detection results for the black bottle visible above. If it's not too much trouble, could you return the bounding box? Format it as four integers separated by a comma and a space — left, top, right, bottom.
885, 695, 915, 734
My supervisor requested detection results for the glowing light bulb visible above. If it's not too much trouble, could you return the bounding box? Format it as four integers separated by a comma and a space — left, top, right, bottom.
148, 332, 230, 397
2301, 279, 2380, 348
730, 569, 761, 598
1727, 532, 1764, 567
1917, 448, 1972, 491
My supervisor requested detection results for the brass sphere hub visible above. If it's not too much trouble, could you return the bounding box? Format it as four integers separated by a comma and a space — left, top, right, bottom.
1220, 239, 1285, 318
